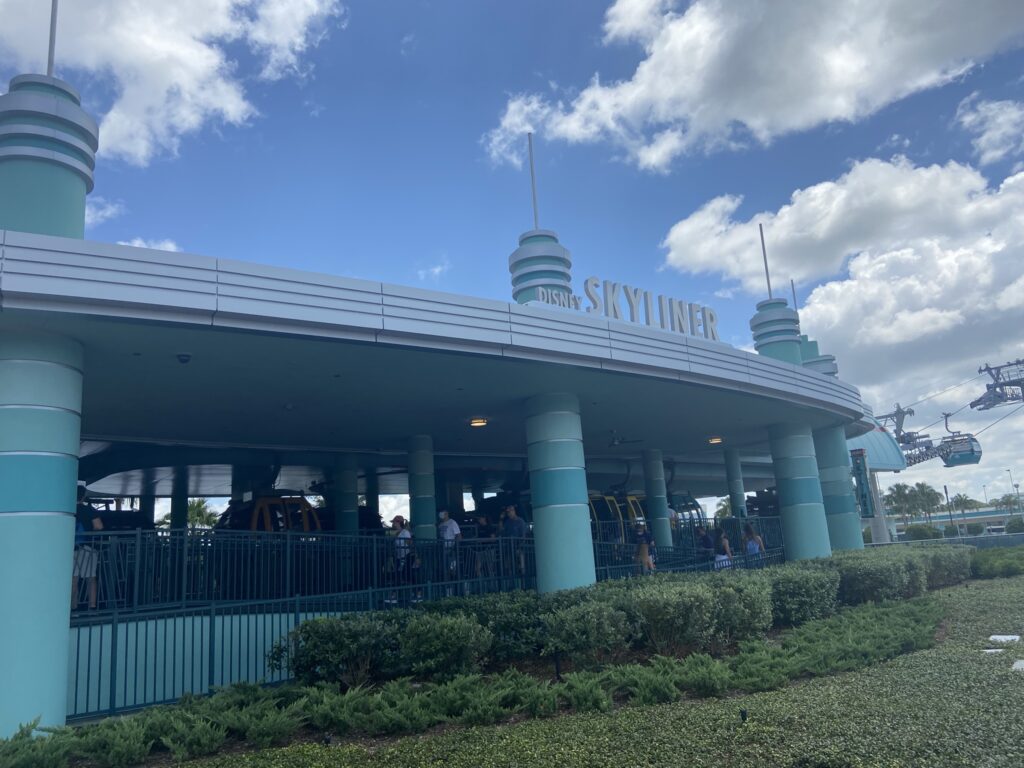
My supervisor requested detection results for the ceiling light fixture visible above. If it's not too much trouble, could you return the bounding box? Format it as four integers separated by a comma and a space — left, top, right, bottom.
707, 436, 724, 445
469, 417, 488, 428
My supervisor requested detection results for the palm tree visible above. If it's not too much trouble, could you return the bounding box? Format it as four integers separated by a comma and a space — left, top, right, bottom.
950, 493, 977, 513
883, 483, 915, 524
913, 482, 943, 522
715, 497, 732, 518
157, 497, 220, 528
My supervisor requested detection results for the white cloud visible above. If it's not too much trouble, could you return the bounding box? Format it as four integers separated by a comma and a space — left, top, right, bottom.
957, 94, 1024, 165
485, 0, 1024, 171
400, 33, 416, 57
0, 0, 345, 166
84, 197, 125, 228
118, 237, 183, 252
417, 256, 451, 282
663, 156, 1024, 499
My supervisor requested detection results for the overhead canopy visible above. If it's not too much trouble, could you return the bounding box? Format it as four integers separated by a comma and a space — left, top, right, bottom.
848, 420, 907, 472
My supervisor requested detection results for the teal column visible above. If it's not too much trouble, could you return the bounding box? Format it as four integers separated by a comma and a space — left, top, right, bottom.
139, 494, 156, 527
724, 448, 748, 518
768, 423, 832, 560
525, 393, 596, 592
333, 455, 359, 534
642, 449, 672, 548
170, 468, 189, 529
0, 75, 98, 238
813, 425, 864, 551
0, 330, 83, 734
408, 436, 437, 540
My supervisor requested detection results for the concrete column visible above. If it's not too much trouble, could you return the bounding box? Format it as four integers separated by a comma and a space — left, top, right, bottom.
170, 468, 189, 529
0, 330, 83, 734
724, 448, 748, 518
525, 392, 596, 592
408, 435, 437, 540
139, 494, 156, 528
642, 449, 672, 548
333, 455, 359, 534
813, 425, 864, 551
768, 422, 832, 560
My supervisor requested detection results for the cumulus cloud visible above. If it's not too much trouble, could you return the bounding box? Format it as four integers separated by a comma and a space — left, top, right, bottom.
417, 256, 451, 282
84, 197, 125, 228
485, 0, 1024, 170
118, 237, 183, 252
663, 155, 1024, 497
0, 0, 344, 166
957, 94, 1024, 165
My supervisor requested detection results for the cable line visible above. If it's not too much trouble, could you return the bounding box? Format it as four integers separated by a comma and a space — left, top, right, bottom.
920, 403, 969, 432
975, 402, 1024, 436
905, 374, 985, 408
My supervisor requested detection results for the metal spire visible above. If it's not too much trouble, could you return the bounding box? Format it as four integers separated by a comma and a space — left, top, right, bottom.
47, 0, 59, 77
527, 132, 539, 230
790, 279, 798, 310
757, 224, 770, 299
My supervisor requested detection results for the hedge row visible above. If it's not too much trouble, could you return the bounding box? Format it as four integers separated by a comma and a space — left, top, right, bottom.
275, 545, 972, 688
2, 599, 944, 767
971, 545, 1024, 579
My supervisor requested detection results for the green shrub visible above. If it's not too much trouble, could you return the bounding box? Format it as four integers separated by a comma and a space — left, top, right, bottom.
160, 711, 227, 761
918, 546, 972, 589
72, 716, 153, 768
0, 720, 73, 768
904, 524, 943, 540
631, 580, 718, 654
966, 522, 985, 536
560, 673, 612, 713
399, 612, 493, 680
862, 526, 872, 544
1005, 516, 1024, 534
676, 653, 732, 698
423, 591, 544, 662
831, 550, 926, 604
216, 700, 306, 748
270, 612, 404, 687
705, 572, 773, 649
600, 661, 682, 705
539, 600, 632, 664
971, 546, 1024, 579
767, 565, 839, 625
944, 524, 961, 538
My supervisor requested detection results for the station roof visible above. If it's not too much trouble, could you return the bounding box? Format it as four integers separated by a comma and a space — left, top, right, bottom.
1, 229, 870, 497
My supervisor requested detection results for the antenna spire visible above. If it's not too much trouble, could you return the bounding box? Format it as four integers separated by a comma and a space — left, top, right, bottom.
758, 223, 773, 300
47, 0, 58, 77
790, 279, 798, 310
527, 132, 539, 230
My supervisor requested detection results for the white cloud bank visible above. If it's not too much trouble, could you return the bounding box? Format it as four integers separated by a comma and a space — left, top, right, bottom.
0, 0, 345, 166
118, 237, 183, 252
485, 0, 1024, 170
663, 155, 1024, 497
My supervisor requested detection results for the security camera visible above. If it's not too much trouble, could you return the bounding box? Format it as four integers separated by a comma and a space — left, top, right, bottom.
176, 353, 192, 364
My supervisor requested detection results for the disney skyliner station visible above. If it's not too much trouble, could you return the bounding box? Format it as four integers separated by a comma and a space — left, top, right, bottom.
2, 6, 1022, 737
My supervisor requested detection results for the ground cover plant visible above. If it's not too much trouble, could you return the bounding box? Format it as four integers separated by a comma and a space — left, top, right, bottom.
0, 545, 983, 767
971, 543, 1024, 579
182, 576, 1024, 767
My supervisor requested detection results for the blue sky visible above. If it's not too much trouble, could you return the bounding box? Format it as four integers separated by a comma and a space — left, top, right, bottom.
2, 0, 1024, 501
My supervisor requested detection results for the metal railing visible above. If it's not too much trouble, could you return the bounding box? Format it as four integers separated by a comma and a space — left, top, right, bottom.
67, 521, 785, 720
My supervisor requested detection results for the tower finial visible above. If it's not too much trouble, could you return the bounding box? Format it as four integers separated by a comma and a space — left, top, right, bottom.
47, 0, 58, 77
790, 278, 798, 310
527, 132, 539, 230
758, 223, 773, 300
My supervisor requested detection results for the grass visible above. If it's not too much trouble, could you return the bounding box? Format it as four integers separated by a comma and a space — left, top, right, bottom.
189, 576, 1024, 768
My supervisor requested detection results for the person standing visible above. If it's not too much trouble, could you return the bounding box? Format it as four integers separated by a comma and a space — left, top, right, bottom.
634, 523, 655, 574
72, 484, 103, 610
743, 522, 765, 567
500, 504, 529, 579
388, 515, 414, 604
714, 528, 733, 570
437, 508, 462, 585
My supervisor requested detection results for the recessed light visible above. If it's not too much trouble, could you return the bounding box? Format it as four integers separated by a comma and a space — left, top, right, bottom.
708, 436, 724, 445
469, 418, 488, 428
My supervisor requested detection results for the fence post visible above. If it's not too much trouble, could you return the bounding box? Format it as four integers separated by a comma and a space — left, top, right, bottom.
131, 529, 141, 610
108, 604, 119, 716
285, 530, 293, 598
208, 600, 217, 692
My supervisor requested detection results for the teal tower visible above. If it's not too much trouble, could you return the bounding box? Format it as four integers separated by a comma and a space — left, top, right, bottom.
508, 230, 573, 304
0, 71, 97, 736
0, 74, 98, 238
750, 298, 832, 560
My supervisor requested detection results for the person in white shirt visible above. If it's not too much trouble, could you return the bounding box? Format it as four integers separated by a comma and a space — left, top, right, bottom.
437, 509, 462, 585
